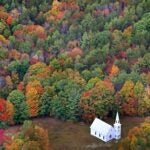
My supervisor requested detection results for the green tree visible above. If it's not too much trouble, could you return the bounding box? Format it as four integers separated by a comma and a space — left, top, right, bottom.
51, 79, 82, 120
134, 81, 144, 98
80, 31, 92, 50
8, 59, 29, 80
50, 58, 61, 70
81, 13, 96, 32
132, 12, 150, 46
29, 6, 38, 20
19, 41, 32, 54
81, 69, 91, 81
85, 77, 100, 90
39, 86, 55, 116
8, 90, 29, 124
92, 31, 111, 48
0, 47, 8, 60
137, 53, 150, 72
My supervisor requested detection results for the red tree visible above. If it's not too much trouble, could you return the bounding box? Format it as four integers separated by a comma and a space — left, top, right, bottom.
0, 99, 9, 121
6, 16, 12, 25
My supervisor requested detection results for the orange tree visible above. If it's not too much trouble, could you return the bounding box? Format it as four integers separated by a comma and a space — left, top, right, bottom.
0, 98, 14, 127
26, 80, 43, 117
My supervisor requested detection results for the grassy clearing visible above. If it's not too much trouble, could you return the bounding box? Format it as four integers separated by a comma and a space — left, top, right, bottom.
6, 117, 145, 150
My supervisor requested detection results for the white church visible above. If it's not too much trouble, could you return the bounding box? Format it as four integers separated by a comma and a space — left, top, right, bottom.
90, 112, 121, 142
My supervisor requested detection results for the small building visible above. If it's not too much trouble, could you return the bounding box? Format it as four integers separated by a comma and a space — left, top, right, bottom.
90, 112, 121, 142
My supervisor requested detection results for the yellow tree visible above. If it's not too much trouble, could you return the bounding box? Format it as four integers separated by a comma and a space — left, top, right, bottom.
64, 68, 85, 86
6, 100, 14, 124
27, 62, 51, 82
138, 86, 150, 116
120, 80, 134, 97
119, 80, 138, 116
26, 80, 43, 117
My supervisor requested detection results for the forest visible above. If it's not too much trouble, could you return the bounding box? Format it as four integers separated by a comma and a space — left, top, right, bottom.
0, 0, 149, 149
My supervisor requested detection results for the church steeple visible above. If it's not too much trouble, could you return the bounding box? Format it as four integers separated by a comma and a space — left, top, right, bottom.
114, 112, 121, 140
115, 112, 120, 124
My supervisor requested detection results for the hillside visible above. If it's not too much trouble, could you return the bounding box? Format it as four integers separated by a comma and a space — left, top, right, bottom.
0, 0, 150, 128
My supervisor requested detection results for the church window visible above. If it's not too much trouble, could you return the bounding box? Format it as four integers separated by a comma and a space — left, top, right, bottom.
95, 131, 96, 135
99, 134, 101, 137
103, 136, 105, 139
109, 135, 112, 138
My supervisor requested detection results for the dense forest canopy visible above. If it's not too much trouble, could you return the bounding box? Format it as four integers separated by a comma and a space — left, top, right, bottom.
0, 0, 150, 126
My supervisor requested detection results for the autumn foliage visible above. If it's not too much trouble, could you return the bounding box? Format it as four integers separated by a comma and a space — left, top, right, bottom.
0, 99, 8, 121
0, 129, 7, 146
116, 80, 138, 116
0, 99, 14, 123
8, 49, 21, 60
0, 0, 149, 131
14, 25, 47, 39
47, 0, 79, 21
110, 64, 119, 77
4, 121, 51, 150
0, 9, 9, 20
26, 80, 43, 117
68, 47, 83, 58
119, 119, 150, 150
17, 82, 25, 92
27, 62, 51, 81
80, 80, 115, 122
0, 35, 9, 44
6, 16, 12, 25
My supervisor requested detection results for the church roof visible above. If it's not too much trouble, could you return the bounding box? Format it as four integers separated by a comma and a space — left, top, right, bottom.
90, 118, 113, 136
